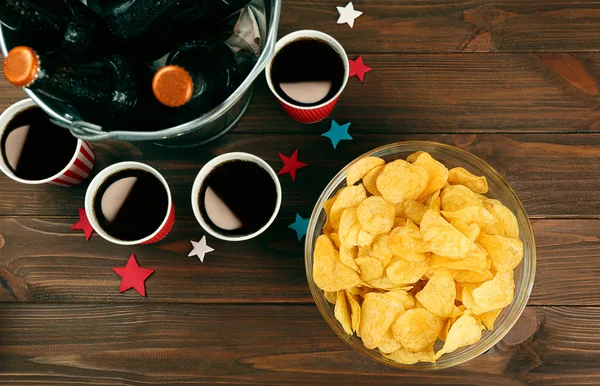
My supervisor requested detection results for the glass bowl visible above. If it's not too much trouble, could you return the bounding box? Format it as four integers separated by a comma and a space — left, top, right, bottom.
304, 141, 536, 370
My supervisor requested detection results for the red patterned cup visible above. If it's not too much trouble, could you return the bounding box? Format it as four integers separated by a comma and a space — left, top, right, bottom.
266, 30, 349, 124
0, 99, 94, 186
85, 162, 175, 245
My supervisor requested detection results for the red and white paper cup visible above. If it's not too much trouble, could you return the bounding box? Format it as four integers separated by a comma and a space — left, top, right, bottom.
84, 162, 175, 245
0, 99, 94, 186
265, 30, 349, 124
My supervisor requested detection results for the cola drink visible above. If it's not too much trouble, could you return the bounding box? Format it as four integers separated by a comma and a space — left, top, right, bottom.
151, 37, 256, 122
0, 0, 109, 56
3, 46, 138, 124
102, 0, 251, 60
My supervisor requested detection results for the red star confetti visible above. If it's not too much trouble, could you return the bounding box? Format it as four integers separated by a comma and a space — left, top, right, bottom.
71, 208, 94, 240
278, 149, 308, 181
112, 254, 154, 297
349, 56, 372, 82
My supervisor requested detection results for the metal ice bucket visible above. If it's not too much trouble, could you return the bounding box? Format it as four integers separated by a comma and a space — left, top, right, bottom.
0, 0, 280, 147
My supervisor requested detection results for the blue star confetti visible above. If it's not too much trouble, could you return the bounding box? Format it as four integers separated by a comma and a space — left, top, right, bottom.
288, 213, 310, 241
322, 120, 353, 149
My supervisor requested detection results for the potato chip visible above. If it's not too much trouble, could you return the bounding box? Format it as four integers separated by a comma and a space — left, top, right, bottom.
329, 233, 341, 249
322, 191, 340, 234
377, 330, 403, 354
440, 184, 483, 211
334, 290, 353, 334
346, 157, 385, 186
363, 165, 383, 196
411, 152, 449, 197
420, 209, 479, 259
346, 286, 362, 295
357, 196, 396, 235
442, 206, 499, 235
364, 275, 396, 290
394, 217, 407, 228
330, 185, 367, 229
478, 308, 502, 330
453, 269, 493, 283
313, 235, 361, 291
316, 151, 523, 364
369, 234, 394, 266
447, 167, 488, 194
460, 284, 487, 315
386, 290, 416, 310
358, 230, 375, 247
395, 200, 427, 225
387, 229, 430, 262
359, 292, 405, 349
324, 291, 338, 304
415, 270, 456, 317
472, 271, 515, 313
450, 219, 481, 241
377, 160, 429, 204
386, 256, 431, 284
434, 314, 482, 359
388, 219, 428, 253
391, 308, 443, 353
429, 248, 488, 273
383, 346, 436, 365
477, 233, 523, 272
356, 255, 385, 281
426, 190, 441, 213
339, 245, 360, 272
484, 201, 519, 238
338, 208, 358, 238
406, 151, 424, 163
438, 317, 453, 342
345, 290, 362, 332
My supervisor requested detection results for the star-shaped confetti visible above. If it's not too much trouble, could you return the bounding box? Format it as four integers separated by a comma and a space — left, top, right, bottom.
288, 213, 310, 241
349, 56, 372, 82
322, 120, 353, 149
112, 254, 154, 297
337, 2, 362, 28
188, 236, 214, 263
71, 208, 94, 240
278, 149, 308, 181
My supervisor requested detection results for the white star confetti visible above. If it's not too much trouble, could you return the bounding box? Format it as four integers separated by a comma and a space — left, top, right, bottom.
188, 236, 214, 263
336, 2, 363, 28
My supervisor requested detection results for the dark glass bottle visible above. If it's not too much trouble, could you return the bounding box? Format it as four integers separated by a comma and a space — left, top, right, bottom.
3, 46, 138, 124
0, 0, 109, 56
151, 37, 256, 121
102, 0, 251, 60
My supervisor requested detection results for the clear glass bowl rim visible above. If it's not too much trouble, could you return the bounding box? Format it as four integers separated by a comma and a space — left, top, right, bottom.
304, 141, 536, 371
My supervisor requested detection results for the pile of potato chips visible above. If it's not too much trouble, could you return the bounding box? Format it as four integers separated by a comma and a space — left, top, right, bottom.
312, 151, 523, 364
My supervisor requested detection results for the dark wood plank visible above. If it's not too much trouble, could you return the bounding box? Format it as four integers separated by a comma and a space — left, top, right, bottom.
0, 217, 596, 305
0, 304, 597, 384
4, 53, 600, 134
241, 53, 600, 134
0, 133, 599, 218
280, 0, 600, 53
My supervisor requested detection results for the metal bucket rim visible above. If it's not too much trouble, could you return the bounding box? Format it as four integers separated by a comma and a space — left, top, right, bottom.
0, 0, 281, 142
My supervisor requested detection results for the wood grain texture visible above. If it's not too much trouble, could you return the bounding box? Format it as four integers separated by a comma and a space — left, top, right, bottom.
240, 53, 600, 134
4, 54, 600, 134
0, 218, 596, 305
0, 133, 599, 218
278, 0, 600, 53
0, 304, 597, 385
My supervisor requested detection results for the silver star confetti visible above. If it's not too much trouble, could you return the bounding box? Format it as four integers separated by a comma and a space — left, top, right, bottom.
336, 2, 363, 28
188, 236, 214, 263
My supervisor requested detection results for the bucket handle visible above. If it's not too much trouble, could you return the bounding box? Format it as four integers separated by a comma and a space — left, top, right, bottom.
51, 118, 115, 141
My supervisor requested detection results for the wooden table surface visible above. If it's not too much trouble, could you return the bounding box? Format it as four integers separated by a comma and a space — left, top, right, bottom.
1, 1, 600, 384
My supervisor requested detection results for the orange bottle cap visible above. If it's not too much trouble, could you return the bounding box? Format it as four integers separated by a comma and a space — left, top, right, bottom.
4, 46, 40, 87
152, 65, 194, 107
